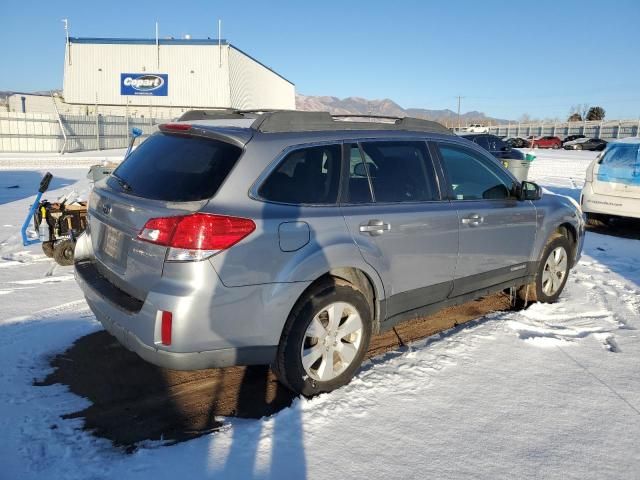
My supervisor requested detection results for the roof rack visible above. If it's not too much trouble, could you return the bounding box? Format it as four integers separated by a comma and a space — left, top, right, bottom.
177, 109, 452, 135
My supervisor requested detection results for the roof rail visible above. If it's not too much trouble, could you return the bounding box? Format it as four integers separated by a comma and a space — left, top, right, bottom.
250, 111, 452, 135
177, 109, 452, 135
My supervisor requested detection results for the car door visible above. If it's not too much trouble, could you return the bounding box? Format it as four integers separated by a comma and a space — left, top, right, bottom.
340, 140, 459, 321
434, 141, 538, 297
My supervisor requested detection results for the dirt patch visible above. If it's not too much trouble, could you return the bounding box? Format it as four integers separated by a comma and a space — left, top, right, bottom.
36, 293, 512, 448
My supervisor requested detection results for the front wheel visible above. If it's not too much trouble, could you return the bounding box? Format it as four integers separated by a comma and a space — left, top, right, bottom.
575, 144, 583, 150
273, 279, 372, 396
552, 143, 560, 149
519, 234, 571, 304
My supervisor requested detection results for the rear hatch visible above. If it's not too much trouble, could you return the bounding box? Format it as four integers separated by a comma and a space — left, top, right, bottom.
593, 143, 640, 199
89, 130, 243, 300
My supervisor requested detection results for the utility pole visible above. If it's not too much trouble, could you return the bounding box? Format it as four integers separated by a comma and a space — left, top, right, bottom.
456, 95, 464, 131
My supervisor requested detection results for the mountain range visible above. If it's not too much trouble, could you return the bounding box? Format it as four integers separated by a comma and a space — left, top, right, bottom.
296, 94, 510, 126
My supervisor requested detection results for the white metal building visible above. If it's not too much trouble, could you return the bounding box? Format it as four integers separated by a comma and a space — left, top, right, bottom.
62, 37, 296, 115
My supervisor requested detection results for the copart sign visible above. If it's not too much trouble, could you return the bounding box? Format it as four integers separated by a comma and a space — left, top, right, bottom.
120, 73, 168, 96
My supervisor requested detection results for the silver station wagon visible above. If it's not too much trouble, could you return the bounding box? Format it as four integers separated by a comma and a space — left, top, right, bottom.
75, 111, 584, 396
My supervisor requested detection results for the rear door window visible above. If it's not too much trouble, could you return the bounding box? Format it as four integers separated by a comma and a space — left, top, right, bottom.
108, 133, 242, 202
258, 144, 341, 204
357, 141, 439, 203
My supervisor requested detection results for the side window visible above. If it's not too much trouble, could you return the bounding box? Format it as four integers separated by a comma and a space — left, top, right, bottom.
357, 141, 439, 203
258, 144, 341, 204
438, 144, 515, 201
473, 136, 491, 151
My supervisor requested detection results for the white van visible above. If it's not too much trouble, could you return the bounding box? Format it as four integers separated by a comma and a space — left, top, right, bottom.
581, 138, 640, 226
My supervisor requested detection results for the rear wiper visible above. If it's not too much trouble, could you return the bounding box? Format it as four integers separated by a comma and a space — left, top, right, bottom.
111, 173, 133, 192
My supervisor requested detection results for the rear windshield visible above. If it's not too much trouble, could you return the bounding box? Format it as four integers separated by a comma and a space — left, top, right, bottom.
598, 143, 640, 185
108, 133, 242, 201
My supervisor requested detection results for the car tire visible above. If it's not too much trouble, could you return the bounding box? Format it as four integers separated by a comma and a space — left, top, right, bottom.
552, 143, 560, 149
42, 241, 55, 258
53, 239, 75, 266
575, 144, 583, 150
518, 233, 571, 304
273, 278, 372, 397
533, 144, 539, 149
586, 212, 609, 228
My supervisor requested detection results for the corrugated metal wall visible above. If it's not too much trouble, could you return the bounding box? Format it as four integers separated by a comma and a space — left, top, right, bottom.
64, 42, 232, 108
229, 47, 295, 110
63, 40, 296, 111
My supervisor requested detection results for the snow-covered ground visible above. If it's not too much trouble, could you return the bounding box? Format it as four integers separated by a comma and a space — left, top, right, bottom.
1, 149, 639, 479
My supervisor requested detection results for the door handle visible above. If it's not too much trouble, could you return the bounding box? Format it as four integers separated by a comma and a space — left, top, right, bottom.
461, 214, 484, 226
359, 219, 391, 236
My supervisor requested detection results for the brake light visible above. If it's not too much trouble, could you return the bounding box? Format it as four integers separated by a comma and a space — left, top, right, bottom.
138, 213, 255, 261
160, 123, 192, 132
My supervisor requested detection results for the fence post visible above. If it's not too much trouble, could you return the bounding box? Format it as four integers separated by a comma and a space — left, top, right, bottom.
96, 113, 100, 150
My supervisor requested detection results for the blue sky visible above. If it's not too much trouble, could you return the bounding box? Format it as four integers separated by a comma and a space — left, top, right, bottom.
2, 0, 639, 120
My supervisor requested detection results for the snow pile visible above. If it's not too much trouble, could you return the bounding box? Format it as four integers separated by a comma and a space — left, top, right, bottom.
1, 154, 639, 479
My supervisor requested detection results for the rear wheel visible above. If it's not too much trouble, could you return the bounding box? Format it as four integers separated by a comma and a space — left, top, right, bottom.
575, 144, 583, 150
273, 279, 372, 396
518, 234, 571, 304
53, 239, 75, 266
552, 143, 560, 149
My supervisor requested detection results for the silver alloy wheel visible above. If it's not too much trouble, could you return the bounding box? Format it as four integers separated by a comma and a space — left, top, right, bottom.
300, 301, 364, 382
542, 246, 568, 296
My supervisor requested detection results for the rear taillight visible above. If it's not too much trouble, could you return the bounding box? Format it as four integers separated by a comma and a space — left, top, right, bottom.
138, 213, 255, 261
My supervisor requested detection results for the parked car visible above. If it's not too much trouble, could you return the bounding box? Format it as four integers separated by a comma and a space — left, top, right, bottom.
464, 124, 489, 133
562, 134, 585, 145
531, 136, 562, 149
564, 137, 607, 151
505, 137, 531, 148
581, 138, 640, 226
74, 111, 584, 396
460, 133, 525, 161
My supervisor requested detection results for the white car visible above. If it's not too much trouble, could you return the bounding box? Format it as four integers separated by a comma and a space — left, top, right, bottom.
581, 138, 640, 226
465, 124, 489, 133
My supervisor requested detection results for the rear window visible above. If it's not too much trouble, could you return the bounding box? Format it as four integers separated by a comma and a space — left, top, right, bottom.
258, 144, 341, 204
598, 144, 640, 185
108, 133, 241, 201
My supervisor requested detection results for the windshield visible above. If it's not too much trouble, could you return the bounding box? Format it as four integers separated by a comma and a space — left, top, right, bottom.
597, 143, 640, 185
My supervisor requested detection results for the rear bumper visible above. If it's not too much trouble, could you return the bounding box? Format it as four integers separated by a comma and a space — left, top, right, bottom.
74, 238, 309, 370
85, 296, 276, 370
581, 182, 640, 219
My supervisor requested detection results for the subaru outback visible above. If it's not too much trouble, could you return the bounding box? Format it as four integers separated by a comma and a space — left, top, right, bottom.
74, 111, 584, 396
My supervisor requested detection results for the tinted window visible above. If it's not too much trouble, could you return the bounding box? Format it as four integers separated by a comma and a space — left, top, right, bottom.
259, 144, 341, 204
358, 141, 438, 203
438, 144, 515, 200
472, 136, 491, 150
108, 133, 241, 202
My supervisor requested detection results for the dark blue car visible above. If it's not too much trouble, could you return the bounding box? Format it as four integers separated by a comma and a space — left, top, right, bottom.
460, 134, 525, 161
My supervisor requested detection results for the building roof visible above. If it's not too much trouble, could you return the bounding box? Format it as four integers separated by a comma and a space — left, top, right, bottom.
68, 37, 294, 85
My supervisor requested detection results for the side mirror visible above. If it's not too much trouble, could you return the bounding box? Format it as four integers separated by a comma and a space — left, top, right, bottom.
519, 181, 542, 201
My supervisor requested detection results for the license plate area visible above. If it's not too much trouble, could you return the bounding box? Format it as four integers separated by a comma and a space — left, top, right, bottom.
101, 225, 125, 264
